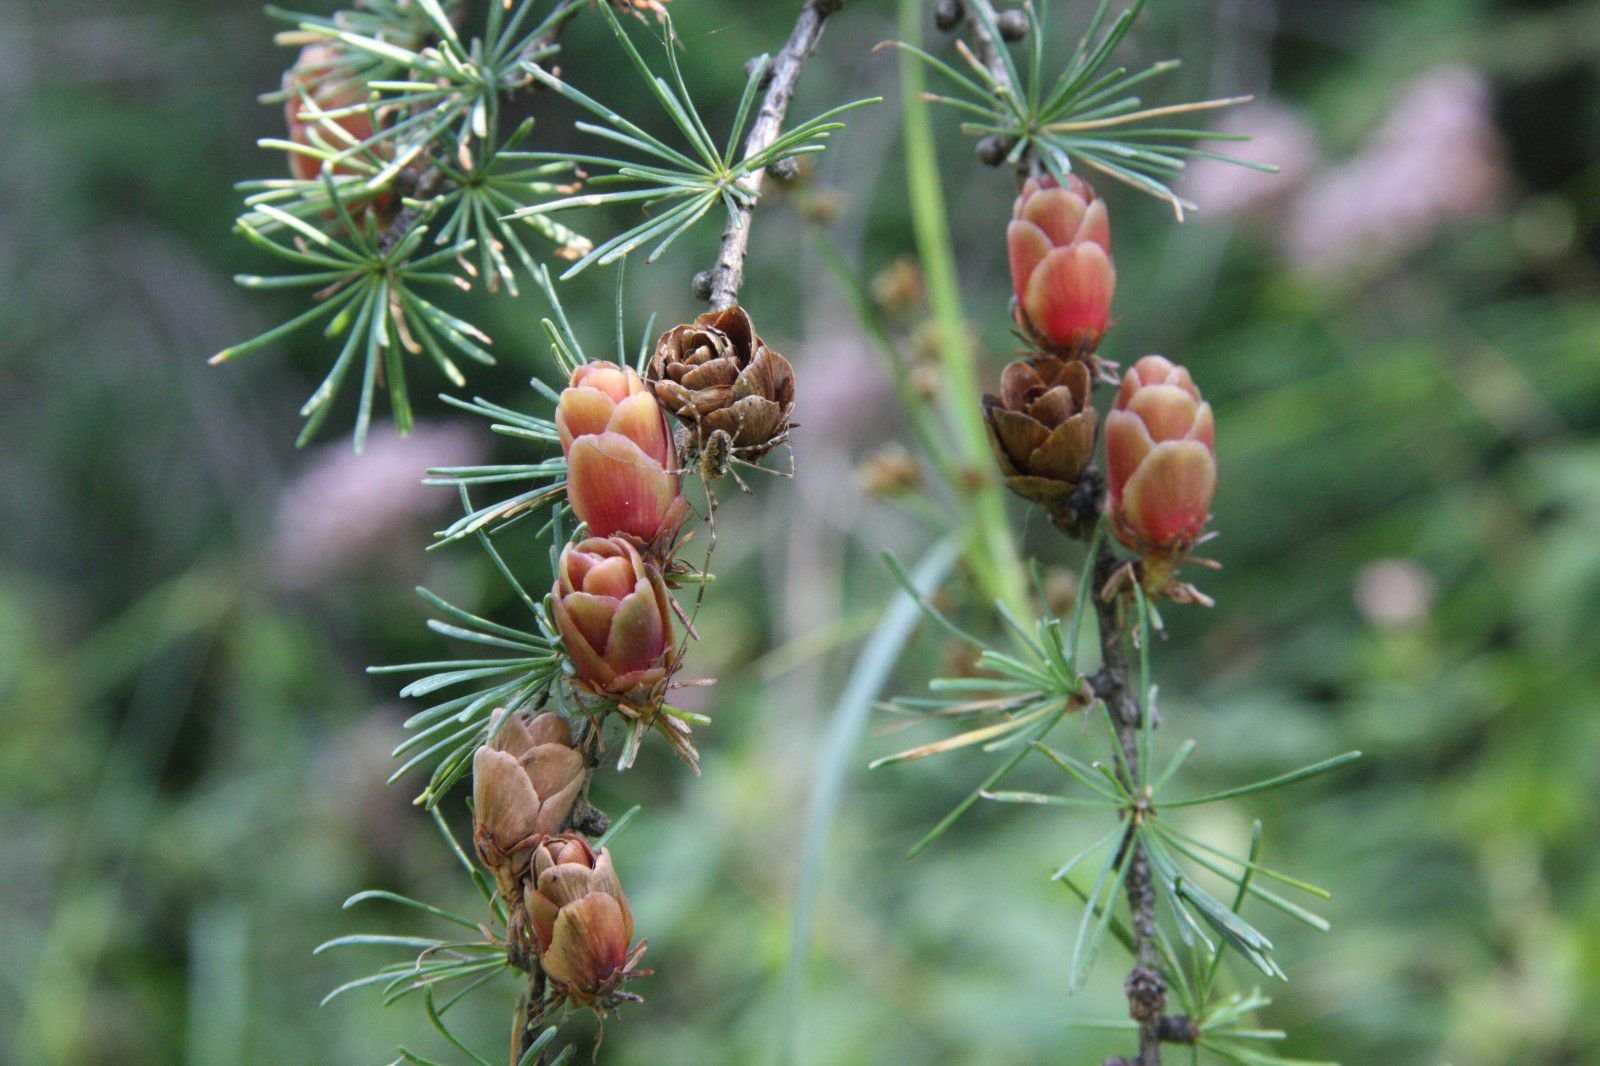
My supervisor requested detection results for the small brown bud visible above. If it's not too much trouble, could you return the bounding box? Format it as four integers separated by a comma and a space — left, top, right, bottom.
766, 156, 815, 194
870, 257, 926, 317
909, 319, 953, 366
910, 364, 941, 403
857, 443, 923, 498
997, 9, 1029, 41
606, 0, 672, 22
799, 188, 845, 225
745, 54, 775, 89
942, 638, 984, 679
976, 134, 1018, 167
768, 155, 802, 183
691, 270, 714, 301
1157, 1015, 1201, 1044
1043, 566, 1079, 618
934, 0, 965, 31
1125, 966, 1166, 1024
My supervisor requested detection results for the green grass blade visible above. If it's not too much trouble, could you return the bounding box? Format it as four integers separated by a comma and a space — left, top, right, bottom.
785, 536, 961, 1061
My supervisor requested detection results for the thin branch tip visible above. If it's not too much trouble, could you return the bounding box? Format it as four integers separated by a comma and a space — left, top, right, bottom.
705, 0, 843, 308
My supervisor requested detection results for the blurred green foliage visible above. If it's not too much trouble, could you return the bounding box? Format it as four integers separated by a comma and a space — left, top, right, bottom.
2, 1, 1599, 1063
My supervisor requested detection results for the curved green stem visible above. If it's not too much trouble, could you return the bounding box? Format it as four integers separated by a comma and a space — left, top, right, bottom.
897, 0, 1030, 619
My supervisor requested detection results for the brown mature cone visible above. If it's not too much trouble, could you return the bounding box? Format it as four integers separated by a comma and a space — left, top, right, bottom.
647, 306, 796, 457
524, 834, 647, 1010
982, 356, 1099, 506
471, 710, 587, 901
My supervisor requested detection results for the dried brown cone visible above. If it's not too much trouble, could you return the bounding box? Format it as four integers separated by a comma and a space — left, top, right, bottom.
524, 834, 649, 1012
471, 709, 588, 967
982, 355, 1099, 508
647, 306, 796, 458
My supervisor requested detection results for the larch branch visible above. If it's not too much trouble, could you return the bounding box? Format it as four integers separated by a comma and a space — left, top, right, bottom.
706, 0, 843, 310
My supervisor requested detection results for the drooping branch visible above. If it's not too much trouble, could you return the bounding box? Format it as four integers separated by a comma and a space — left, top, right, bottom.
706, 0, 843, 309
960, 2, 1165, 1060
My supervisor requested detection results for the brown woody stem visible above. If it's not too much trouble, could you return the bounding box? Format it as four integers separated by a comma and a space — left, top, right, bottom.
962, 0, 1010, 85
1092, 534, 1163, 1065
511, 966, 550, 1066
964, 0, 1043, 178
964, 0, 1167, 1055
706, 0, 843, 309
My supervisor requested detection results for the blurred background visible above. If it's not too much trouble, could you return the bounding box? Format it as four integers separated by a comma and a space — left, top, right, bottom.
3, 0, 1600, 1063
